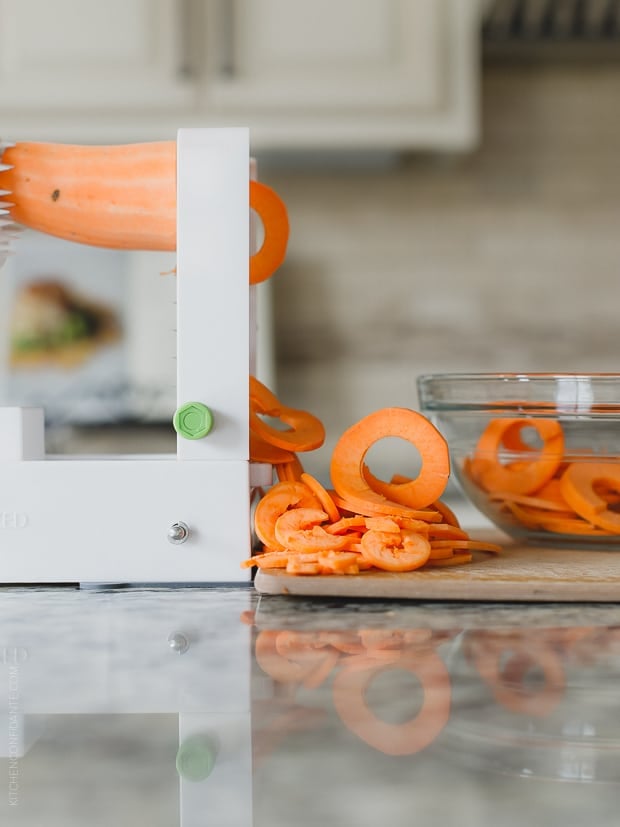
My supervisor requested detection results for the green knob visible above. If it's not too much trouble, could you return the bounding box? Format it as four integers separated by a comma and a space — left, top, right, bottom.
176, 734, 219, 782
173, 402, 214, 440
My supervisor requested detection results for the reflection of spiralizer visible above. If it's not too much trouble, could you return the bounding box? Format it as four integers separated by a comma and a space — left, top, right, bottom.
0, 590, 254, 826
176, 733, 219, 782
0, 128, 287, 584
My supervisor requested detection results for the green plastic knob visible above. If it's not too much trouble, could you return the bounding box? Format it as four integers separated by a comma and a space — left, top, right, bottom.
173, 402, 214, 440
176, 734, 219, 782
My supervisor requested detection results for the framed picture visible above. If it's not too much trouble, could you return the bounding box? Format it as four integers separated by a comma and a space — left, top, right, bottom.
0, 229, 178, 425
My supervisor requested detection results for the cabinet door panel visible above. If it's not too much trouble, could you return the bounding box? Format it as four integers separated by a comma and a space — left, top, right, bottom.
207, 0, 440, 110
0, 0, 194, 108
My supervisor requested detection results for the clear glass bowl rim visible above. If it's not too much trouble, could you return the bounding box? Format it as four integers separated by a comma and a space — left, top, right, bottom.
417, 372, 620, 412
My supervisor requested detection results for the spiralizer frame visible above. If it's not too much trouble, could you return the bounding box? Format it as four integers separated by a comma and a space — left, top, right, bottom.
0, 128, 271, 584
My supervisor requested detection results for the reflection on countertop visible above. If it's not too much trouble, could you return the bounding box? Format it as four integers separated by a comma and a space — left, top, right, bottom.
1, 587, 620, 826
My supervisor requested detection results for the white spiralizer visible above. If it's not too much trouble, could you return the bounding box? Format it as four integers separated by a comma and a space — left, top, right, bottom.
0, 128, 272, 585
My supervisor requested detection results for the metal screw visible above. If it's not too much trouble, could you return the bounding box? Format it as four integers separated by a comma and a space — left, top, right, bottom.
168, 521, 189, 544
168, 632, 190, 654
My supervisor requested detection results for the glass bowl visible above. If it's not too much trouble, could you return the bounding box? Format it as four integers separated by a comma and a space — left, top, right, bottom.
416, 373, 620, 549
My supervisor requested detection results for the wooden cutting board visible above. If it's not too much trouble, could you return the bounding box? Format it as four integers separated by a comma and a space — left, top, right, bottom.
254, 531, 620, 602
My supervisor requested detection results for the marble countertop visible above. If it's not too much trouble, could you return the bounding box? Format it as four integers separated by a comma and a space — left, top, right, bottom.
1, 584, 620, 826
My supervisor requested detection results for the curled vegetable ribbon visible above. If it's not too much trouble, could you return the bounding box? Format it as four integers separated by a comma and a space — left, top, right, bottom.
330, 407, 450, 514
469, 417, 564, 495
249, 376, 326, 453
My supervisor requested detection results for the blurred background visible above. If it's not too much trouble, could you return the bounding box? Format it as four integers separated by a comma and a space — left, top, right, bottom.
1, 0, 620, 483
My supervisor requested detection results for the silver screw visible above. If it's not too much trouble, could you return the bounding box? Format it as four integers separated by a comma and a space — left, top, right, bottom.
168, 632, 189, 654
168, 521, 189, 544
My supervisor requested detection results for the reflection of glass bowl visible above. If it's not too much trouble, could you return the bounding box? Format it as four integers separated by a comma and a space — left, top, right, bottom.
417, 373, 620, 549
441, 627, 620, 783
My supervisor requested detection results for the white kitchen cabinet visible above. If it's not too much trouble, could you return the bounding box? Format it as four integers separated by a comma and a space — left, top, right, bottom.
203, 0, 480, 150
0, 0, 194, 111
0, 0, 480, 149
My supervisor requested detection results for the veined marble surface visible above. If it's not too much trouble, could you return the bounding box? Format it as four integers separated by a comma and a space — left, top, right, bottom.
1, 585, 620, 826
